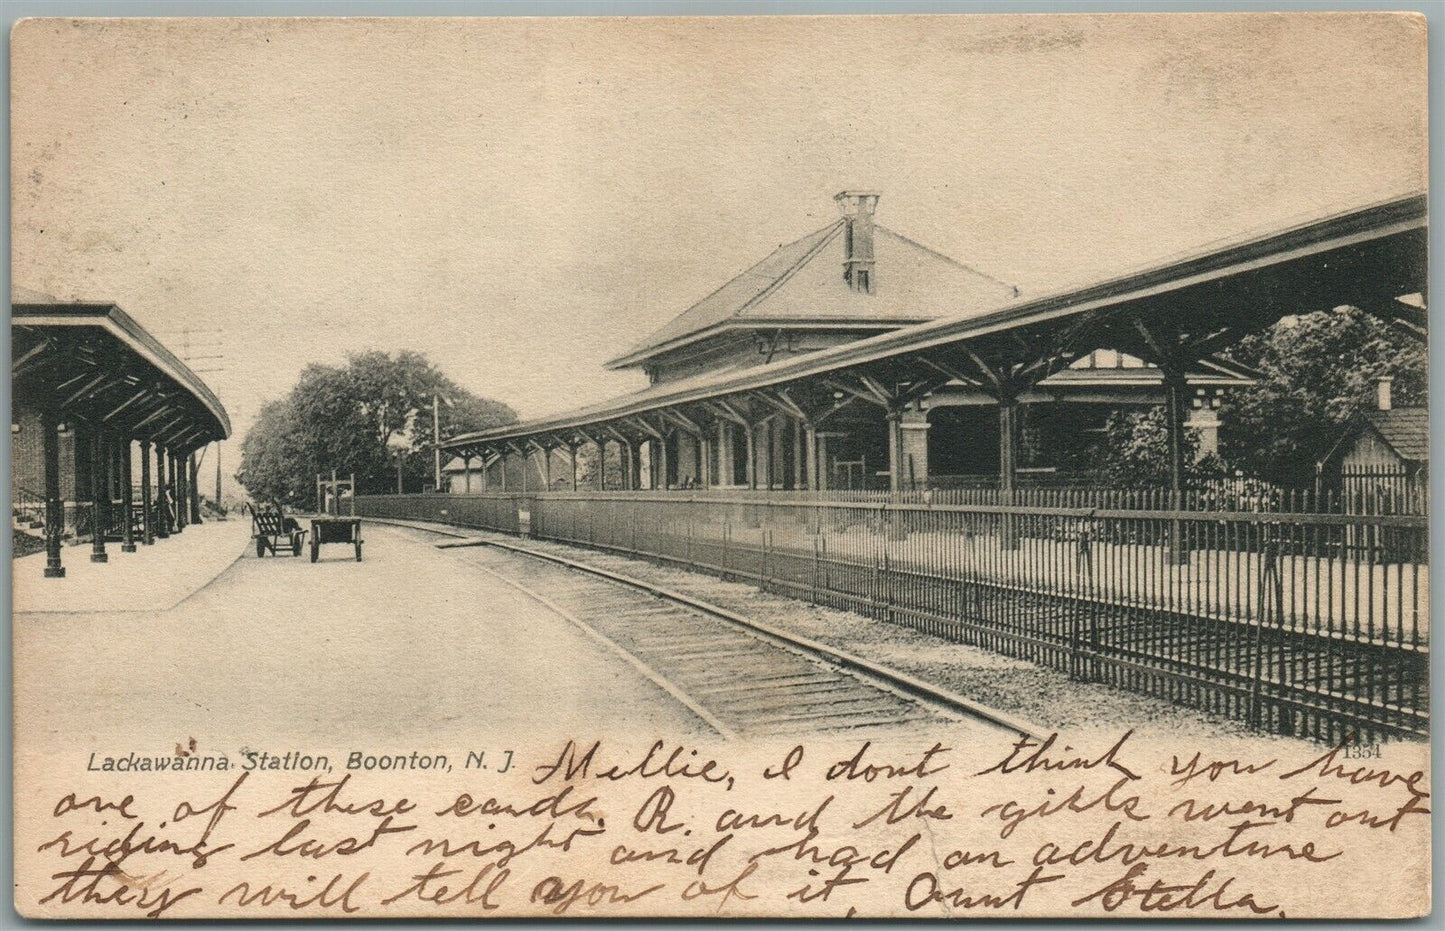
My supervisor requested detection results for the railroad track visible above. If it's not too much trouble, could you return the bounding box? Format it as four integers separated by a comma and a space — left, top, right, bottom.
382, 521, 1034, 740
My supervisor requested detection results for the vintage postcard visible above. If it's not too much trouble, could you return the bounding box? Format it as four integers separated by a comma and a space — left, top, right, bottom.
9, 12, 1430, 919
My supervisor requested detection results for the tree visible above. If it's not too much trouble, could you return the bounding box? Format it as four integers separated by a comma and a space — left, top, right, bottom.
1217, 306, 1427, 486
238, 350, 516, 503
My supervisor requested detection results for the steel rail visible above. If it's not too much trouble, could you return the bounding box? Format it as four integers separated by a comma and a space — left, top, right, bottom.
376, 517, 1043, 739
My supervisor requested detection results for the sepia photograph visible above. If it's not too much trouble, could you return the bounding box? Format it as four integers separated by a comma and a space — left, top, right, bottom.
8, 9, 1432, 920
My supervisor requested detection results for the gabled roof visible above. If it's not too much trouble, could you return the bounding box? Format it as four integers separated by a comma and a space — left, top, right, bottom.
606, 219, 1019, 369
1364, 407, 1429, 462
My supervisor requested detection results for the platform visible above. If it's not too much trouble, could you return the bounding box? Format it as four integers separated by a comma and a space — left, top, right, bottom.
12, 519, 251, 614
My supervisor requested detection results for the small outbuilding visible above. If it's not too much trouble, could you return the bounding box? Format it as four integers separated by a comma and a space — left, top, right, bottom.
1318, 377, 1427, 510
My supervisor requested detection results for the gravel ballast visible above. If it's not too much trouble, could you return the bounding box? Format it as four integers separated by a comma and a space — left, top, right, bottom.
387, 520, 1316, 748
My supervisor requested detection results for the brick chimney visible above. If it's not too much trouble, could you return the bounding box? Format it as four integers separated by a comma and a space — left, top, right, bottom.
835, 190, 880, 294
1377, 376, 1393, 411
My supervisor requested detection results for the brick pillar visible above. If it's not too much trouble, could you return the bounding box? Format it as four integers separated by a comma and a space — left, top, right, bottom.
900, 408, 931, 492
1187, 402, 1221, 460
814, 432, 834, 491
717, 421, 734, 487
676, 432, 697, 487
755, 422, 772, 490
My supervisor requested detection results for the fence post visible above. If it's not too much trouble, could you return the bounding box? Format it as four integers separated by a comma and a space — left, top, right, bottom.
810, 533, 820, 605
871, 543, 882, 620
1248, 537, 1280, 730
882, 546, 893, 625
1072, 521, 1093, 681
1268, 534, 1290, 735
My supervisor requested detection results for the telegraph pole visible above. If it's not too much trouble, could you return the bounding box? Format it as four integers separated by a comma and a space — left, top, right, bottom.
433, 395, 442, 491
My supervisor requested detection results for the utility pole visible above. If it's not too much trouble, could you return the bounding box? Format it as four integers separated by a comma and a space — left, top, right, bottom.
433, 394, 442, 492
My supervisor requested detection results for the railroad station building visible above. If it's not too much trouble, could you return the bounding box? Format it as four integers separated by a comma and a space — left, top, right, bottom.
375, 189, 1427, 742
11, 290, 231, 578
442, 192, 1264, 493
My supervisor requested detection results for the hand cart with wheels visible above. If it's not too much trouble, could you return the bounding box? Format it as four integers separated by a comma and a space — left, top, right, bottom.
309, 515, 362, 562
251, 505, 306, 557
312, 471, 363, 562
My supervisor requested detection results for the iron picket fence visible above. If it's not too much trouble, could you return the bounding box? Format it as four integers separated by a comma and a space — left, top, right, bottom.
357, 490, 1428, 741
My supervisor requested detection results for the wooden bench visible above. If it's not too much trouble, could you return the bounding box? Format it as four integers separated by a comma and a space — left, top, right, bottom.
251, 506, 306, 557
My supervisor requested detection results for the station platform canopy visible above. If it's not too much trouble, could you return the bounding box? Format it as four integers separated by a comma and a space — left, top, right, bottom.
12, 293, 230, 451
445, 191, 1426, 459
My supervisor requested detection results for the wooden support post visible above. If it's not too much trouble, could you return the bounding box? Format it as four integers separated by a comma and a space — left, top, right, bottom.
999, 394, 1018, 549
804, 424, 818, 491
542, 445, 553, 490
569, 444, 578, 491
792, 419, 803, 490
139, 440, 154, 544
656, 436, 667, 491
42, 411, 65, 577
188, 452, 201, 524
744, 424, 756, 489
1164, 368, 1190, 565
700, 434, 712, 489
500, 450, 508, 492
89, 430, 109, 563
155, 444, 170, 538
178, 450, 188, 526
462, 454, 472, 493
168, 451, 179, 532
596, 440, 607, 491
120, 440, 137, 551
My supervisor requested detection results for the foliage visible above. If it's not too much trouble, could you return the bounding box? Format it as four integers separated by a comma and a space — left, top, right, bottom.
238, 350, 516, 503
1217, 306, 1427, 486
1086, 407, 1209, 487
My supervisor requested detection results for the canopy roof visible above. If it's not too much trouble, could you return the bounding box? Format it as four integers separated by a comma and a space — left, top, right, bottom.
446, 191, 1427, 453
12, 299, 230, 450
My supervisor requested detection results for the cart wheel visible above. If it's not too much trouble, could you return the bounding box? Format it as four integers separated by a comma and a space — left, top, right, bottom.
256, 537, 265, 558
292, 534, 303, 557
310, 539, 319, 563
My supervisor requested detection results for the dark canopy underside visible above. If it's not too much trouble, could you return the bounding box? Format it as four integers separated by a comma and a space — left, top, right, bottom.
12, 303, 230, 451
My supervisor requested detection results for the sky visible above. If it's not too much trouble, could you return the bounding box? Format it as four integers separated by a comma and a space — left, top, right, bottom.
11, 13, 1428, 482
